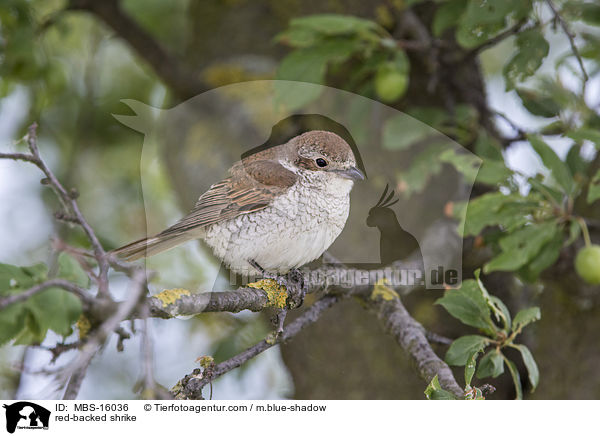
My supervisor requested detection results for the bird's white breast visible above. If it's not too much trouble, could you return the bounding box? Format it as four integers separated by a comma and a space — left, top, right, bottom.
203, 174, 353, 275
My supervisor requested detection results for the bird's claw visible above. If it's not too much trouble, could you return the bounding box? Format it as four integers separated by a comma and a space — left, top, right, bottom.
249, 260, 307, 335
283, 268, 307, 309
248, 260, 307, 309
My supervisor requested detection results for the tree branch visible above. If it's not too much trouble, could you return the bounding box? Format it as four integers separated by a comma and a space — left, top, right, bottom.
172, 295, 342, 399
147, 287, 276, 318
360, 290, 463, 397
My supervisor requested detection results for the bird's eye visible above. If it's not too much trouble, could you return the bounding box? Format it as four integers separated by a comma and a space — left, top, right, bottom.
315, 158, 328, 167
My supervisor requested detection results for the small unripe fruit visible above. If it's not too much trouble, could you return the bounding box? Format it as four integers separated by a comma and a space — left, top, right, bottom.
575, 245, 600, 285
375, 64, 408, 103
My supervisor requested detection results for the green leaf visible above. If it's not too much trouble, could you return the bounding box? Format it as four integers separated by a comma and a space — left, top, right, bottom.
528, 176, 564, 205
424, 375, 457, 400
489, 296, 512, 331
512, 306, 541, 332
57, 253, 89, 288
587, 170, 600, 204
436, 280, 496, 332
566, 144, 588, 176
473, 269, 511, 330
477, 349, 505, 378
445, 335, 489, 366
396, 144, 448, 196
528, 134, 574, 194
511, 344, 539, 391
27, 287, 82, 338
432, 0, 468, 37
439, 149, 482, 184
476, 159, 513, 185
474, 130, 504, 161
540, 120, 568, 136
580, 3, 600, 26
0, 303, 27, 346
520, 232, 563, 282
580, 32, 600, 60
407, 106, 448, 128
484, 221, 558, 273
465, 350, 480, 387
382, 114, 439, 151
461, 192, 532, 236
288, 14, 379, 37
0, 260, 83, 344
504, 29, 549, 90
275, 39, 357, 110
568, 128, 600, 149
504, 357, 523, 399
0, 262, 48, 294
457, 0, 532, 49
516, 88, 562, 118
274, 27, 320, 48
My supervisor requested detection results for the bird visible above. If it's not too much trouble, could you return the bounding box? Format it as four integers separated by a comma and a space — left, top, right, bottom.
112, 130, 364, 282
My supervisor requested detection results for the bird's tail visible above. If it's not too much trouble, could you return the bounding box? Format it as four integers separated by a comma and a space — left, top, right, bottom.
111, 233, 194, 261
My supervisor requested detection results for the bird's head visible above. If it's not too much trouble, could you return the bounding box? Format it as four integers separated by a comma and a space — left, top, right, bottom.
282, 130, 364, 184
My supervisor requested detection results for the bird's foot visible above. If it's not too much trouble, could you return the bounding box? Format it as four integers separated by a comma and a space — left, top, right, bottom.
248, 260, 307, 335
248, 260, 307, 309
283, 268, 307, 309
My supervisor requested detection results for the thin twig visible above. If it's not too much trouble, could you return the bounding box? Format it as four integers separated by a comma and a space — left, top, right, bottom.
425, 331, 454, 346
62, 268, 146, 399
0, 279, 94, 310
1, 124, 111, 296
546, 0, 589, 83
462, 19, 528, 61
172, 295, 342, 399
494, 110, 528, 144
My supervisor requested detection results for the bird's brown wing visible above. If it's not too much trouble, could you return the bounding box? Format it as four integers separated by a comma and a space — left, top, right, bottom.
156, 159, 297, 238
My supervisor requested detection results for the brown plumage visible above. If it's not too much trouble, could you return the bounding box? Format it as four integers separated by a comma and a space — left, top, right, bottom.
112, 130, 364, 273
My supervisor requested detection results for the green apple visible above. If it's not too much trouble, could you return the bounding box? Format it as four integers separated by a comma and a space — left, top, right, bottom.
575, 245, 600, 285
375, 64, 408, 103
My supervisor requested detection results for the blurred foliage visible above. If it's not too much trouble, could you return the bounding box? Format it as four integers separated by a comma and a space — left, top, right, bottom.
0, 0, 600, 400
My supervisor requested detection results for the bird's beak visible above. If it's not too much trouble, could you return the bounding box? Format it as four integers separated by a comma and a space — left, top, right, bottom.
337, 166, 365, 181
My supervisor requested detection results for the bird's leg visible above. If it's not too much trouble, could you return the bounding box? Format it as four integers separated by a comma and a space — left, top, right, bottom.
248, 259, 288, 335
248, 260, 307, 308
284, 267, 307, 309
247, 260, 307, 334
247, 259, 275, 280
